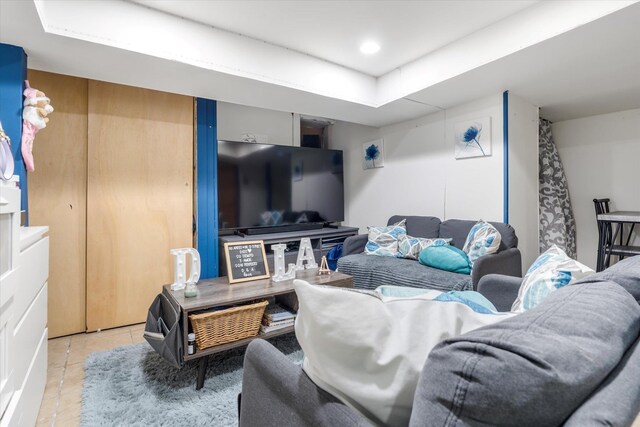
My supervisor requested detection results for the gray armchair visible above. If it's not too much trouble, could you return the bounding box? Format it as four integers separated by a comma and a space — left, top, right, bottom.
239, 339, 372, 427
476, 273, 522, 312
240, 274, 640, 426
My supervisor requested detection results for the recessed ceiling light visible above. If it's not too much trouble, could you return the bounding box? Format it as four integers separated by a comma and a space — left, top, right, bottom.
360, 41, 380, 55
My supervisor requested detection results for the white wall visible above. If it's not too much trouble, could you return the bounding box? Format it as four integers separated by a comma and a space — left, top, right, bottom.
508, 94, 540, 269
553, 108, 640, 269
217, 102, 299, 146
332, 94, 506, 231
219, 95, 539, 271
444, 95, 504, 221
330, 121, 381, 227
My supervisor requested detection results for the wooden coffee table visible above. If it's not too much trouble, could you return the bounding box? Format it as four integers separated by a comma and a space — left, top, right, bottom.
162, 269, 353, 389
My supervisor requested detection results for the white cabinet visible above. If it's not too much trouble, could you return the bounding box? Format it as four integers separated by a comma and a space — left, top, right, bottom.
0, 182, 49, 427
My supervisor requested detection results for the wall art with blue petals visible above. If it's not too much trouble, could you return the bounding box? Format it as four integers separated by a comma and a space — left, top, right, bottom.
362, 138, 385, 169
454, 117, 491, 159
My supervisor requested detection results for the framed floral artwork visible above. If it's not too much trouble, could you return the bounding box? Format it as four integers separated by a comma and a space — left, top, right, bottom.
454, 117, 491, 159
362, 139, 384, 169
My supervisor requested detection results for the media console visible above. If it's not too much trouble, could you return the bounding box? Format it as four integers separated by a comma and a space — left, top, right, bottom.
218, 226, 359, 276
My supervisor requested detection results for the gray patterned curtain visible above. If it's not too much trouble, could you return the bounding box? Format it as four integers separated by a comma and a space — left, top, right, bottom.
539, 118, 577, 258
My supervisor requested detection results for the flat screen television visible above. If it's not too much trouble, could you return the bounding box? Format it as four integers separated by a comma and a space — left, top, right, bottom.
217, 140, 344, 233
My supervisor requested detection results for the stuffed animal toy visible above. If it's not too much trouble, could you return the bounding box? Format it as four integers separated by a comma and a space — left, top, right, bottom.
21, 80, 54, 172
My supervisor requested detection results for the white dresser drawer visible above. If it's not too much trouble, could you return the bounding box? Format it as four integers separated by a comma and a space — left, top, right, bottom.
0, 328, 47, 427
7, 237, 49, 323
0, 311, 13, 419
12, 283, 48, 388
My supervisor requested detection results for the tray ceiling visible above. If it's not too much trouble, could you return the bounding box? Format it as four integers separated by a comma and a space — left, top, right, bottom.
1, 0, 639, 126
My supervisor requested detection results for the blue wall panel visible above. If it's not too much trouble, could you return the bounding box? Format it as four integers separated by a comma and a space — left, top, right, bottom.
0, 43, 28, 222
195, 98, 218, 278
503, 90, 509, 224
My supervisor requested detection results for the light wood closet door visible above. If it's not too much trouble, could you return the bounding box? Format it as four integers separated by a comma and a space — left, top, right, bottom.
87, 81, 193, 331
27, 70, 88, 338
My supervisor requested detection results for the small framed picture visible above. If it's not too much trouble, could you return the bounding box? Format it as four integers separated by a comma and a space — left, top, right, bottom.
362, 139, 384, 169
455, 117, 491, 159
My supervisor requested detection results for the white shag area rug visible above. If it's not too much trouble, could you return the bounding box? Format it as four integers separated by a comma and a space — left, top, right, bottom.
81, 334, 302, 427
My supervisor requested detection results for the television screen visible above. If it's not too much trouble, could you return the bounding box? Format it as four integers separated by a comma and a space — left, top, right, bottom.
217, 140, 344, 231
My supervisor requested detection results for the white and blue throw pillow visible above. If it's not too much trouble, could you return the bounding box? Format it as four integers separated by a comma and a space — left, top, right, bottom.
511, 245, 594, 313
294, 280, 514, 427
397, 235, 451, 260
463, 220, 502, 266
365, 220, 407, 257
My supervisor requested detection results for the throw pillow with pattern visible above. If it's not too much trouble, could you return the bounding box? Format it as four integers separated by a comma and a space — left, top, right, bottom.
398, 235, 452, 260
462, 220, 502, 266
365, 219, 407, 257
511, 245, 594, 313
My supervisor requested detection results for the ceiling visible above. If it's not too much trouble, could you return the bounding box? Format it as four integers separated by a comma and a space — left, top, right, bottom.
1, 0, 639, 127
130, 0, 537, 77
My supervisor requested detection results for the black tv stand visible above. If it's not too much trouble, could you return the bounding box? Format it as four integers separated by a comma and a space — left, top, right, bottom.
219, 225, 359, 276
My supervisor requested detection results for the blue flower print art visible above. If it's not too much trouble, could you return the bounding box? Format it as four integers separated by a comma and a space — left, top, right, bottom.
455, 117, 492, 159
362, 139, 385, 169
463, 124, 484, 155
365, 144, 380, 164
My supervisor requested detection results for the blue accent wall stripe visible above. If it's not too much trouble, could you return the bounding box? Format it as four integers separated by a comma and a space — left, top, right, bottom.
195, 98, 218, 279
503, 90, 509, 224
0, 43, 28, 222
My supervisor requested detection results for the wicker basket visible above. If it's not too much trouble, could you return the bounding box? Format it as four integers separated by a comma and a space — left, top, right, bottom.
189, 300, 268, 350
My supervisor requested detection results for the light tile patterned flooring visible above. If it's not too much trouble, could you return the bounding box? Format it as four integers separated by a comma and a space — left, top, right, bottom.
37, 323, 640, 427
36, 323, 146, 426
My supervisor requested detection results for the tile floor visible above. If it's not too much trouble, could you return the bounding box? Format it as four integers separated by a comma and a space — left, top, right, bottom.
36, 323, 640, 426
36, 323, 146, 426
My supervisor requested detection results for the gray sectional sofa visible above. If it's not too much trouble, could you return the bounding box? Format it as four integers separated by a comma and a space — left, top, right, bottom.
338, 215, 522, 292
239, 255, 640, 426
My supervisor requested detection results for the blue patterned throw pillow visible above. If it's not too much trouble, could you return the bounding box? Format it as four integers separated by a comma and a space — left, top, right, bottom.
462, 220, 501, 266
376, 286, 498, 314
511, 245, 594, 312
434, 291, 498, 314
365, 220, 407, 257
397, 235, 452, 260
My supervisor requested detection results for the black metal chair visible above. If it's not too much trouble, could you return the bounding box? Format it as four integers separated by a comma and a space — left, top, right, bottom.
593, 198, 639, 271
593, 198, 609, 271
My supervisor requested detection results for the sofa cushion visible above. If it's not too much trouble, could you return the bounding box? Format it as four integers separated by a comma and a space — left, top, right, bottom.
419, 245, 471, 274
365, 219, 406, 257
410, 281, 640, 427
338, 254, 473, 292
387, 215, 440, 238
511, 245, 594, 312
294, 280, 514, 427
397, 234, 451, 260
573, 254, 640, 304
564, 337, 640, 427
462, 220, 502, 265
439, 219, 518, 251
